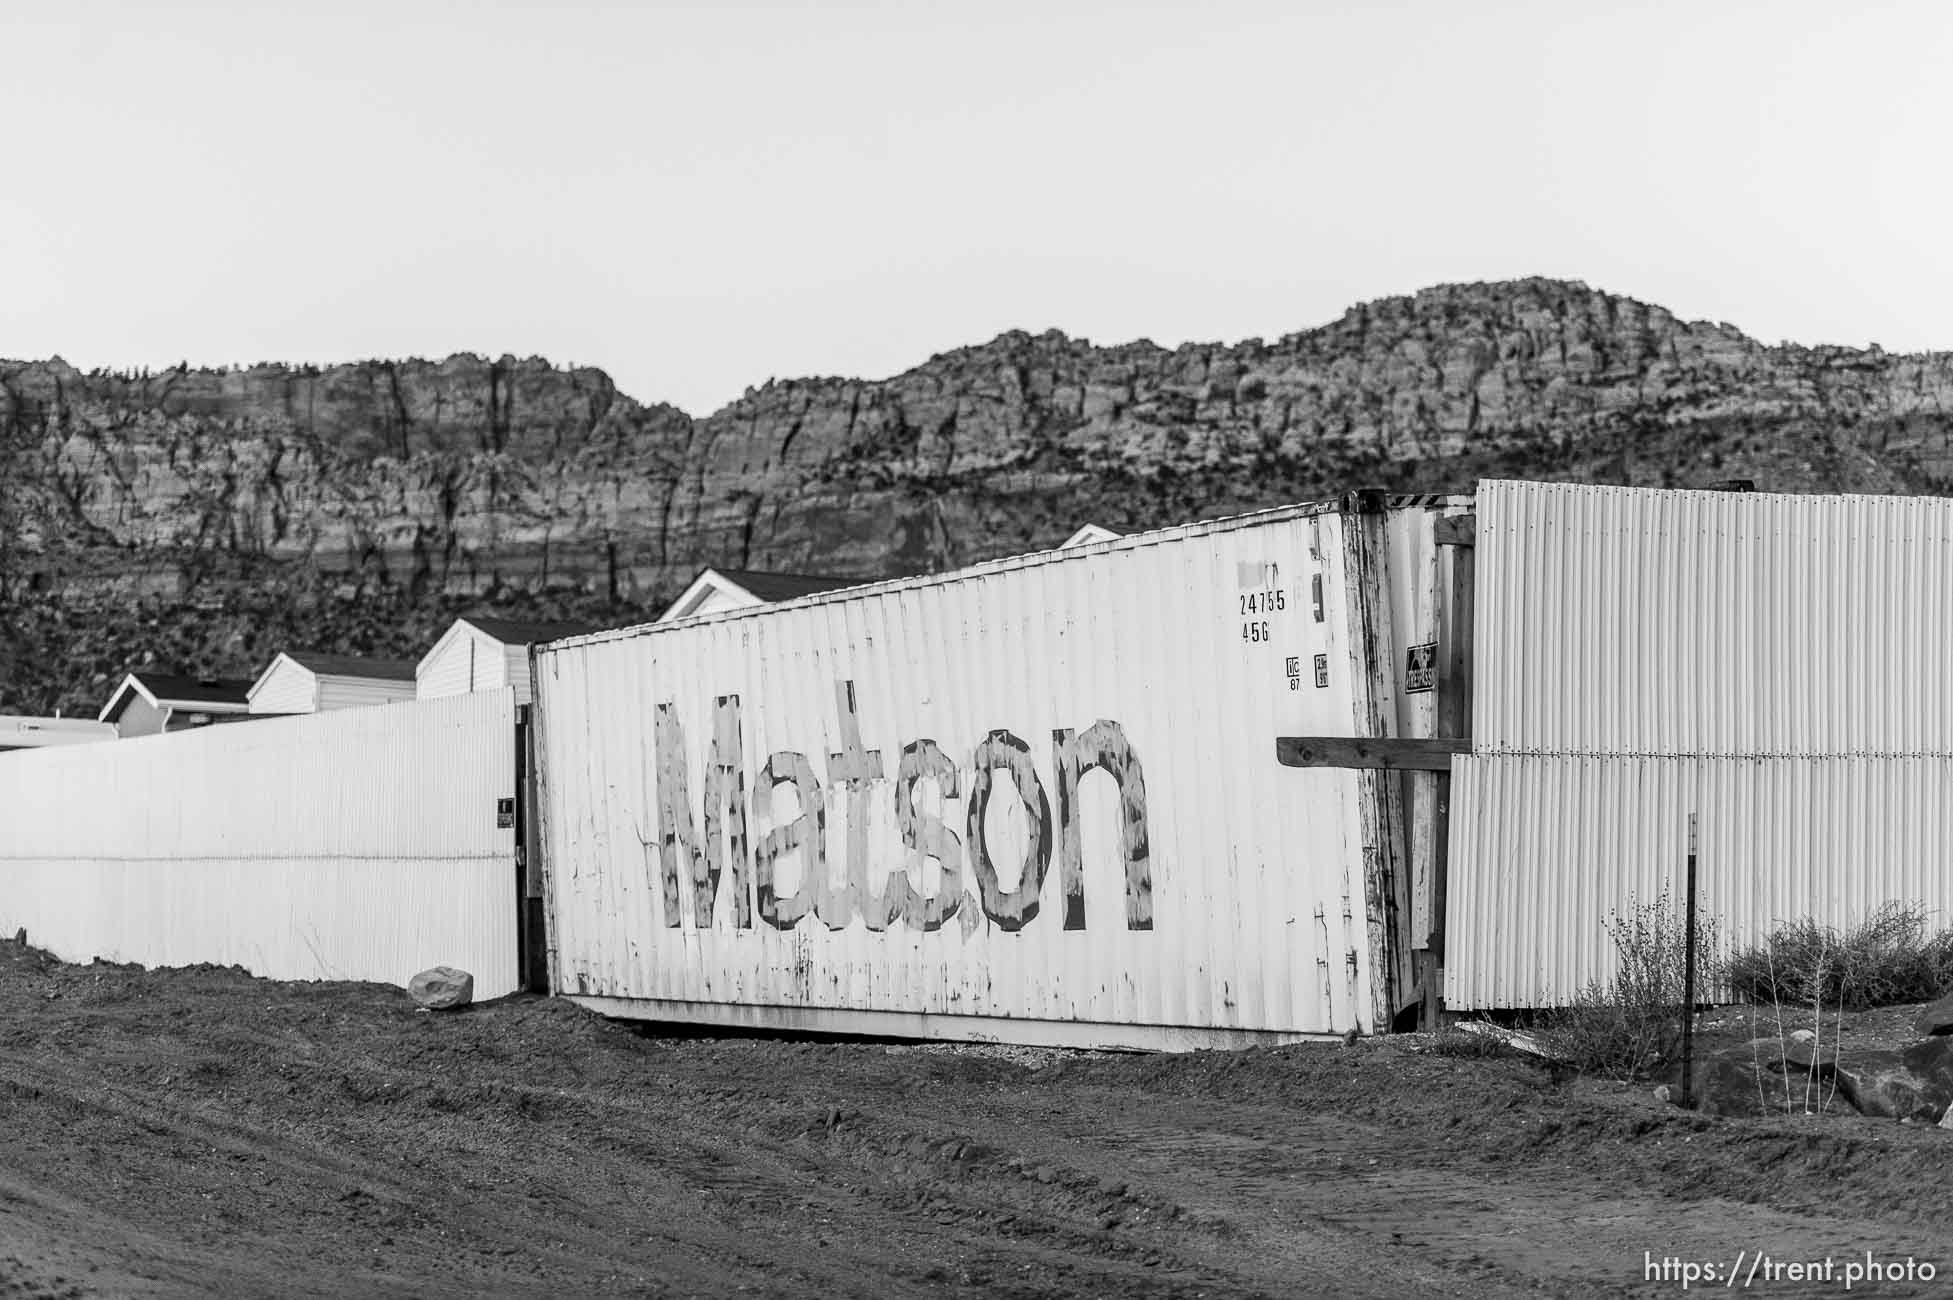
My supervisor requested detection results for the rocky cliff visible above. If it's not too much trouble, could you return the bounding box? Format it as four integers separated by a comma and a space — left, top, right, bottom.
6, 277, 1953, 715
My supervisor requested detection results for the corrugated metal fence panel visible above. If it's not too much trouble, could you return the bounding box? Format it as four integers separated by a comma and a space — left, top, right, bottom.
1444, 753, 1953, 1008
1474, 481, 1953, 757
538, 508, 1405, 1038
0, 692, 518, 995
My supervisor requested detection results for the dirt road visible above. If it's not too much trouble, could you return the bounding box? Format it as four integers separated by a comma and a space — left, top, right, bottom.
3, 939, 1951, 1298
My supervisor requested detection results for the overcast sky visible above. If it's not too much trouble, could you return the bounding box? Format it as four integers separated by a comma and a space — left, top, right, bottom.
5, 1, 1947, 416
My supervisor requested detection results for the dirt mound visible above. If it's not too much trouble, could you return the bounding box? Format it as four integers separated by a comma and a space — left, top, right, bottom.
3, 939, 1951, 1297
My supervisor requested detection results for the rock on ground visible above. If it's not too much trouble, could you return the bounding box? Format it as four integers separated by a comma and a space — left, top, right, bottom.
1913, 993, 1953, 1037
1679, 1040, 1859, 1118
409, 966, 474, 1011
1832, 1039, 1953, 1122
1725, 1035, 1953, 1122
1685, 1048, 1817, 1118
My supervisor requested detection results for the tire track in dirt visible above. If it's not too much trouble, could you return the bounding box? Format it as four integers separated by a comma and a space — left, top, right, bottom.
1, 1049, 964, 1298
750, 1080, 1554, 1298
4, 1015, 1272, 1297
976, 1085, 1953, 1299
10, 948, 1953, 1298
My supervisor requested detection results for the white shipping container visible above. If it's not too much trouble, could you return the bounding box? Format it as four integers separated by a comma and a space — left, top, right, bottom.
0, 691, 521, 996
535, 498, 1455, 1049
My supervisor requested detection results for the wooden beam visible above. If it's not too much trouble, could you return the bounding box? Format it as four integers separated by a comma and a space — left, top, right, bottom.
1404, 515, 1444, 1031
1339, 497, 1417, 1030
529, 646, 562, 997
1276, 736, 1471, 771
1442, 541, 1475, 743
1421, 528, 1476, 1028
1435, 513, 1476, 546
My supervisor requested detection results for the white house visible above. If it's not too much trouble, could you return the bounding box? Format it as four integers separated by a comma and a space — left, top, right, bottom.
657, 568, 861, 622
416, 617, 599, 706
0, 716, 118, 752
98, 671, 255, 737
1059, 523, 1122, 548
248, 652, 419, 715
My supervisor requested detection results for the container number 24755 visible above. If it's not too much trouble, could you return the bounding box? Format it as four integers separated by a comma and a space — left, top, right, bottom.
1240, 588, 1285, 642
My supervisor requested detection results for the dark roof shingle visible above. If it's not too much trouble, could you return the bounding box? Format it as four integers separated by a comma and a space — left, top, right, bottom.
284, 653, 419, 681
461, 617, 605, 646
713, 569, 862, 603
122, 673, 254, 707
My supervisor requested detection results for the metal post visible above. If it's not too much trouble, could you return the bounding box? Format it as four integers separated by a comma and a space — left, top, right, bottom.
1680, 812, 1699, 1108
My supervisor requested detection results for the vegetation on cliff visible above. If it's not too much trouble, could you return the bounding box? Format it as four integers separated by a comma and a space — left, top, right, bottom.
5, 278, 1951, 715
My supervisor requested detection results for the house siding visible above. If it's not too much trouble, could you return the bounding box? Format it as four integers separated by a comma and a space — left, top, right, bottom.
683, 586, 760, 619
113, 695, 170, 737
418, 630, 488, 701
500, 643, 533, 705
250, 660, 318, 714
316, 676, 419, 711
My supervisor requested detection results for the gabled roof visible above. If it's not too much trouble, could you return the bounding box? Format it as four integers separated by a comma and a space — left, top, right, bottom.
456, 617, 604, 647
710, 569, 861, 603
99, 671, 254, 722
417, 616, 611, 680
659, 567, 862, 622
279, 652, 419, 681
1060, 524, 1123, 548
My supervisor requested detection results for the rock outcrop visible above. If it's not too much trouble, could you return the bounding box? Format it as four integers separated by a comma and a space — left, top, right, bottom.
1681, 1031, 1953, 1122
1913, 993, 1953, 1037
8, 277, 1953, 715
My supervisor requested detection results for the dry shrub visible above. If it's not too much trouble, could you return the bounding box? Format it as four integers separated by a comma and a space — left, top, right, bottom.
1724, 902, 1953, 1011
1536, 891, 1719, 1081
1536, 981, 1648, 1079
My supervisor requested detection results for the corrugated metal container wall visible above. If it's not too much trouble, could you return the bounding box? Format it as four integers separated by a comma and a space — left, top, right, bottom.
1448, 480, 1953, 1008
1472, 480, 1953, 756
536, 503, 1430, 1048
0, 692, 520, 996
1446, 753, 1953, 1007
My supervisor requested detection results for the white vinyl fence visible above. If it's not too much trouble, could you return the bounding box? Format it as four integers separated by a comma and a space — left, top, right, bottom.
0, 691, 519, 997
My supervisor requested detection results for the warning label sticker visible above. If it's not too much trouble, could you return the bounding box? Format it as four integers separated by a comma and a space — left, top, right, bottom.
1404, 642, 1438, 694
